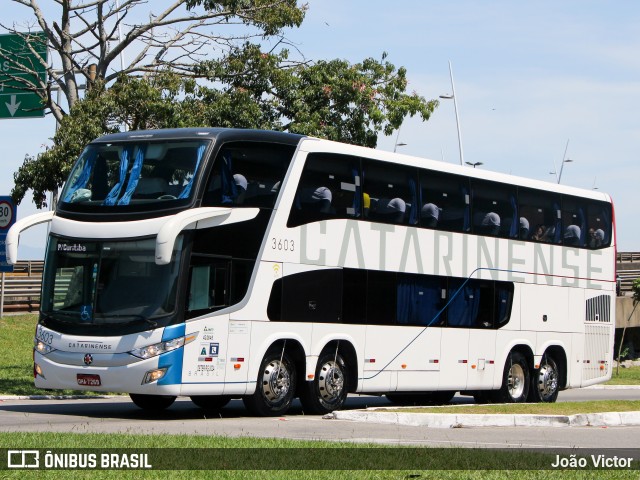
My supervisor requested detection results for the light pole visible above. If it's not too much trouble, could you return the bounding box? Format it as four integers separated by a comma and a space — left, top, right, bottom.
439, 60, 464, 166
551, 139, 574, 184
393, 123, 407, 153
466, 161, 483, 168
557, 158, 573, 184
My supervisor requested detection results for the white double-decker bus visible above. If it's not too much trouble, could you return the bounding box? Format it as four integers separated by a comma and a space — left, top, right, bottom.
8, 128, 615, 415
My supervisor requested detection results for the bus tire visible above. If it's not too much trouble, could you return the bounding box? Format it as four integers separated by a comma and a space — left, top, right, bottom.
190, 395, 231, 411
300, 351, 348, 414
243, 348, 297, 416
529, 356, 560, 403
491, 351, 530, 403
129, 393, 176, 411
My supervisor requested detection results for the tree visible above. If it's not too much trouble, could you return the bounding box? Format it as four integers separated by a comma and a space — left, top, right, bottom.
13, 52, 438, 207
1, 0, 306, 123
197, 45, 436, 147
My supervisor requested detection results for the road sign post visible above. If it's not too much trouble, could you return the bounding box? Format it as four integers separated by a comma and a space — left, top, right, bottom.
0, 196, 17, 318
0, 32, 48, 119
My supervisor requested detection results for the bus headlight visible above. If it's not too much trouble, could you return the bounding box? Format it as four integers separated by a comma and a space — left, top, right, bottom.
34, 338, 56, 355
129, 332, 198, 359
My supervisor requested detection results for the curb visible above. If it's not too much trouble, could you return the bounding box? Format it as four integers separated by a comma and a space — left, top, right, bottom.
331, 408, 640, 428
0, 395, 115, 401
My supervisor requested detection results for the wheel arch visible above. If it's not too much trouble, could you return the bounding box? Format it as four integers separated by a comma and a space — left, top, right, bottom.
248, 337, 306, 396
316, 339, 358, 394
541, 345, 568, 390
498, 341, 535, 372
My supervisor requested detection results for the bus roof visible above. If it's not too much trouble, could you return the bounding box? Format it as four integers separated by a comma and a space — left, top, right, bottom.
92, 128, 305, 146
89, 128, 610, 203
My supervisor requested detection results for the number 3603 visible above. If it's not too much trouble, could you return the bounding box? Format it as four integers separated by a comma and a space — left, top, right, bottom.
271, 238, 294, 251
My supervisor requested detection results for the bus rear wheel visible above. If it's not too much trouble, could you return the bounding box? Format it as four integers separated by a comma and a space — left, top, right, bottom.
190, 395, 231, 411
491, 351, 530, 403
529, 357, 560, 403
129, 393, 176, 411
243, 348, 297, 416
300, 351, 348, 414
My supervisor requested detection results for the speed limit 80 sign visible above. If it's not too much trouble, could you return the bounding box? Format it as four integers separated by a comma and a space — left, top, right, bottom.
0, 196, 16, 273
0, 196, 15, 230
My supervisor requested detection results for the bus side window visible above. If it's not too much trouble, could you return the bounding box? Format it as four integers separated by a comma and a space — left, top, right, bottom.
562, 196, 587, 247
586, 201, 611, 249
202, 142, 295, 208
470, 179, 518, 238
362, 159, 417, 225
396, 273, 444, 326
269, 269, 343, 323
519, 188, 562, 244
421, 171, 470, 233
288, 153, 361, 227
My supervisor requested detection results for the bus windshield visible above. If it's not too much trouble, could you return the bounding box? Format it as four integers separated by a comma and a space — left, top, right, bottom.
59, 140, 210, 211
41, 237, 184, 331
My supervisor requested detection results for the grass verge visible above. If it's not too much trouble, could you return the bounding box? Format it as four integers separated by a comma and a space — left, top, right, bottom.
0, 432, 636, 479
606, 366, 640, 385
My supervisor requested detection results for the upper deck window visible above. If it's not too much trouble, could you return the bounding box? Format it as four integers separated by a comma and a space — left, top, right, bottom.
59, 140, 209, 212
201, 141, 297, 209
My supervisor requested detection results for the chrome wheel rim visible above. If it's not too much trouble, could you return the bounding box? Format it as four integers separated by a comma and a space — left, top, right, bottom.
537, 361, 558, 399
318, 360, 345, 403
507, 363, 526, 399
261, 359, 291, 404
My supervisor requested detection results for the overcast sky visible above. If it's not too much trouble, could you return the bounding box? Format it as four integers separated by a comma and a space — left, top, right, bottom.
2, 0, 639, 257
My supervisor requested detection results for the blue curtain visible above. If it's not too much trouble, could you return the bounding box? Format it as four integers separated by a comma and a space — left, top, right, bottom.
408, 178, 419, 225
447, 279, 480, 327
103, 146, 133, 206
178, 144, 207, 199
220, 150, 237, 205
63, 148, 98, 202
509, 195, 518, 238
117, 145, 147, 205
397, 274, 442, 325
578, 207, 587, 246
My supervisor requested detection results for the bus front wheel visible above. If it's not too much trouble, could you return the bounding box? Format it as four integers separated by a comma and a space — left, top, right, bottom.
243, 348, 297, 416
491, 351, 530, 403
300, 351, 348, 414
129, 393, 176, 411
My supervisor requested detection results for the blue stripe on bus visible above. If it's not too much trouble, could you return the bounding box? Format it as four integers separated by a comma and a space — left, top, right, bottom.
158, 347, 183, 385
162, 323, 186, 342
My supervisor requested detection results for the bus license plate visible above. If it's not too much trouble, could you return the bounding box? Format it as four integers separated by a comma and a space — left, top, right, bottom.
77, 374, 101, 386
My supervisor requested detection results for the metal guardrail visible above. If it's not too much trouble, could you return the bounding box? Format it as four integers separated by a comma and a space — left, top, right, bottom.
0, 276, 42, 313
619, 270, 640, 293
617, 252, 640, 263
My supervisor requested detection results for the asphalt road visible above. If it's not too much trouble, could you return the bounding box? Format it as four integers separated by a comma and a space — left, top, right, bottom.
1, 388, 640, 449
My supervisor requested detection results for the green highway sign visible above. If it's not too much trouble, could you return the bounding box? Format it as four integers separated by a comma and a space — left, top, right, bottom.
0, 32, 48, 119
